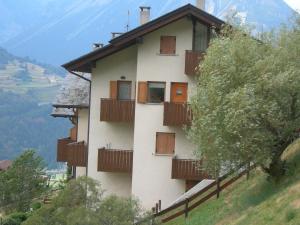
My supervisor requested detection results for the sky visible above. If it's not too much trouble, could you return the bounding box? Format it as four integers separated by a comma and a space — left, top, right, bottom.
284, 0, 300, 11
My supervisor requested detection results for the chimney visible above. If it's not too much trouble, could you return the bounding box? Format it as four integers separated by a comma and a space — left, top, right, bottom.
92, 43, 104, 50
196, 0, 205, 10
111, 32, 123, 39
140, 6, 151, 25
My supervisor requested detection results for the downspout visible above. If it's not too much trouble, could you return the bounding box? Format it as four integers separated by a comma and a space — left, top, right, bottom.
68, 70, 91, 178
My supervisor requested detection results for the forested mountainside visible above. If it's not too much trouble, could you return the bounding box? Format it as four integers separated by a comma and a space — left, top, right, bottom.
0, 47, 69, 168
0, 0, 296, 65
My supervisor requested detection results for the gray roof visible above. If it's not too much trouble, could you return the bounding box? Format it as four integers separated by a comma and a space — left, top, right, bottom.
51, 107, 75, 118
53, 73, 90, 109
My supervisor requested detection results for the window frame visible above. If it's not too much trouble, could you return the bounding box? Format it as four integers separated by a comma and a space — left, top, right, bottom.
147, 81, 166, 104
117, 80, 132, 101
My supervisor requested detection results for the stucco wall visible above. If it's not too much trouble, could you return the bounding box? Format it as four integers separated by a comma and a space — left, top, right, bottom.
76, 108, 89, 177
132, 18, 197, 209
88, 46, 138, 197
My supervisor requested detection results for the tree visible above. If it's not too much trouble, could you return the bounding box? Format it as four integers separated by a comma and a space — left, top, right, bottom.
0, 150, 46, 212
23, 177, 160, 225
188, 18, 300, 180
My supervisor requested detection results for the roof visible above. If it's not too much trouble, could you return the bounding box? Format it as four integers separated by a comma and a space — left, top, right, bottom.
52, 73, 90, 111
0, 160, 12, 171
62, 4, 224, 73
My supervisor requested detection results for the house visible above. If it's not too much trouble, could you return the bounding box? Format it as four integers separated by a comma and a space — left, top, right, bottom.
55, 1, 224, 210
52, 73, 90, 178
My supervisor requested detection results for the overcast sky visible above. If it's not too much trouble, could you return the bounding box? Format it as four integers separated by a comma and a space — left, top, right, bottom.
284, 0, 300, 11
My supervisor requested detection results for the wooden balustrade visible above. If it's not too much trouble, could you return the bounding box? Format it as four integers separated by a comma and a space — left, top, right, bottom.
171, 158, 209, 181
100, 99, 135, 122
98, 149, 133, 173
57, 138, 74, 162
185, 50, 204, 76
163, 102, 192, 126
67, 141, 87, 167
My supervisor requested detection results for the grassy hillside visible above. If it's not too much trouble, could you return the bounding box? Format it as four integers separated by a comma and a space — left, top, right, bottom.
167, 140, 300, 225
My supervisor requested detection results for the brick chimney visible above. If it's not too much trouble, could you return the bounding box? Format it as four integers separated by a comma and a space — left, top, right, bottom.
140, 6, 151, 25
196, 0, 205, 10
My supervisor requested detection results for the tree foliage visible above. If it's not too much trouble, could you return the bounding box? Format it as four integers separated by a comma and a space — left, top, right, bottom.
23, 177, 160, 225
0, 150, 46, 213
189, 17, 300, 180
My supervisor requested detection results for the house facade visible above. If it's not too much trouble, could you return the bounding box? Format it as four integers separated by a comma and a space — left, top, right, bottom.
56, 2, 224, 210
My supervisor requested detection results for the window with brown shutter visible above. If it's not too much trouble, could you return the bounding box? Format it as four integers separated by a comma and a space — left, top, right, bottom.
138, 81, 148, 103
160, 36, 176, 54
110, 81, 118, 99
156, 132, 175, 154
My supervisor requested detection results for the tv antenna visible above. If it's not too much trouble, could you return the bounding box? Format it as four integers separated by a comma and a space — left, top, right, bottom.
125, 10, 130, 32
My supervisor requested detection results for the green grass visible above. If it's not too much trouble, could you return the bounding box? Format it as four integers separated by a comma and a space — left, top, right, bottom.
167, 140, 300, 225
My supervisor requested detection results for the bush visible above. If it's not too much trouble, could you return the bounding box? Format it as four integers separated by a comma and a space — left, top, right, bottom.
2, 212, 28, 225
30, 202, 41, 211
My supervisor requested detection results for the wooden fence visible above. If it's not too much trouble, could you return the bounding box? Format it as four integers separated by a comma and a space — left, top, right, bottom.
163, 102, 192, 126
151, 164, 255, 223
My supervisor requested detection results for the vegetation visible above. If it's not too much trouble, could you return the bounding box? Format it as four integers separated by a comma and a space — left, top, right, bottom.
0, 150, 47, 213
0, 91, 71, 168
23, 177, 160, 225
189, 18, 300, 180
167, 139, 300, 225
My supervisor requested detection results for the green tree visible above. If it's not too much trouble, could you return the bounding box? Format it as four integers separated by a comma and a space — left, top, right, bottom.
23, 177, 160, 225
188, 18, 300, 180
0, 150, 46, 213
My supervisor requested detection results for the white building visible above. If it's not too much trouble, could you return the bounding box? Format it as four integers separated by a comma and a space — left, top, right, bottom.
55, 2, 224, 210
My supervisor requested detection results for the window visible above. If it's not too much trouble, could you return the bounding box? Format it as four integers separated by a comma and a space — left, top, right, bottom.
194, 22, 208, 52
118, 81, 131, 100
156, 132, 175, 155
148, 82, 165, 103
160, 36, 176, 54
110, 80, 132, 100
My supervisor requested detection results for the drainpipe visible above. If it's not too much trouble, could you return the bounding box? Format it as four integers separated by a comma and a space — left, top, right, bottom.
68, 70, 91, 178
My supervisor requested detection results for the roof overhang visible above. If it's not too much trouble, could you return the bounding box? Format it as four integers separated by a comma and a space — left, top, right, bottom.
52, 104, 89, 109
62, 4, 224, 73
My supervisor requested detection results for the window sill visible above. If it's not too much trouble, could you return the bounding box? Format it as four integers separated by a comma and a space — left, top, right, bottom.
156, 53, 179, 56
145, 102, 164, 105
153, 153, 174, 157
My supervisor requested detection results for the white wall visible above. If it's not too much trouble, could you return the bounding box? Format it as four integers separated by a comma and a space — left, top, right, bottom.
76, 108, 89, 177
132, 18, 197, 209
88, 46, 138, 197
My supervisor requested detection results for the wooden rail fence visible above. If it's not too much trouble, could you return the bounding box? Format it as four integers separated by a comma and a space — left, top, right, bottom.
57, 138, 74, 162
153, 164, 255, 223
67, 141, 87, 167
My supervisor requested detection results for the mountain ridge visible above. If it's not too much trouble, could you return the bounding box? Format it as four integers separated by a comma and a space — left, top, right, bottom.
0, 0, 296, 65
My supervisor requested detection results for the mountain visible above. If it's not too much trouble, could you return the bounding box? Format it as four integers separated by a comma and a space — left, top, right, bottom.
0, 47, 69, 168
0, 0, 296, 65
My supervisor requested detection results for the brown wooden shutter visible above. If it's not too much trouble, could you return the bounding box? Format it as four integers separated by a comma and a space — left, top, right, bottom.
70, 126, 77, 141
110, 81, 118, 99
160, 36, 176, 54
156, 132, 175, 154
137, 81, 148, 103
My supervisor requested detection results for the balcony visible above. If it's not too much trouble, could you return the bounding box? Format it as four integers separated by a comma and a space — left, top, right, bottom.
163, 102, 192, 126
185, 50, 204, 76
67, 141, 87, 167
57, 138, 74, 162
171, 158, 210, 180
98, 148, 133, 173
100, 99, 135, 122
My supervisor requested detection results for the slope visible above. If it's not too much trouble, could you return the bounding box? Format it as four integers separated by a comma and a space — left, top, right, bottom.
167, 140, 300, 225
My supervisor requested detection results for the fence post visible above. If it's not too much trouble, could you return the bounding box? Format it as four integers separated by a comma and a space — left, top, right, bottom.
246, 162, 250, 180
216, 177, 220, 199
184, 198, 189, 218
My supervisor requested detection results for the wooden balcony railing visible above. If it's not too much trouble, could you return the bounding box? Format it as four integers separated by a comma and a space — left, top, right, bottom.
100, 99, 135, 122
57, 138, 74, 162
185, 50, 204, 76
98, 149, 133, 173
171, 158, 209, 180
163, 102, 192, 126
67, 141, 87, 167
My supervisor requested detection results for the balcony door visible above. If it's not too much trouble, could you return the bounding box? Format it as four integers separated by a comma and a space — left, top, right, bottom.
171, 82, 188, 103
118, 81, 132, 100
